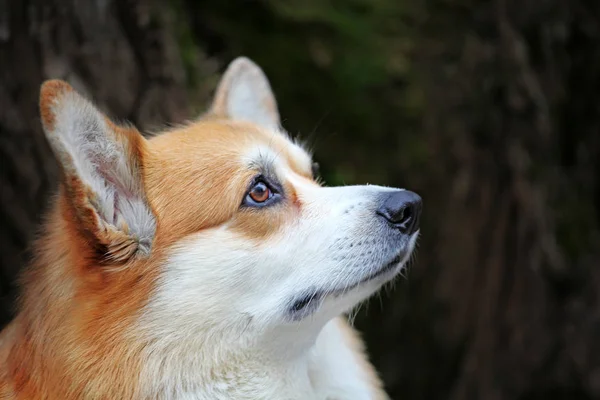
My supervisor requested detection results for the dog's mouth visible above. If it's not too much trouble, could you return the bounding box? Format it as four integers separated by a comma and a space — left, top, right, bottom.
288, 252, 406, 317
328, 252, 404, 297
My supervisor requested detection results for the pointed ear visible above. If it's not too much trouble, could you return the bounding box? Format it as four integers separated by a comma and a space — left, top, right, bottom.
40, 80, 156, 263
210, 57, 281, 130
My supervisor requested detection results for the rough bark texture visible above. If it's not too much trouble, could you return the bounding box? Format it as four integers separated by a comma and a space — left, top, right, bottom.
1, 0, 599, 399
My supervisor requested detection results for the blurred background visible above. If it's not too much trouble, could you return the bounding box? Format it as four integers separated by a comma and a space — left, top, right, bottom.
0, 0, 599, 399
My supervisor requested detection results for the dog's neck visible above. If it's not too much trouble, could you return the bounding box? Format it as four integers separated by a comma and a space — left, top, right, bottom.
135, 314, 333, 399
4, 294, 332, 400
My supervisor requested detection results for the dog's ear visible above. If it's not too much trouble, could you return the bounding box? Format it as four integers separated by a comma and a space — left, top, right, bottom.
40, 80, 156, 263
210, 57, 281, 130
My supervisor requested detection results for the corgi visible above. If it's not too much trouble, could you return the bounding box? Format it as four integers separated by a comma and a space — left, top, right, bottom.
0, 57, 421, 399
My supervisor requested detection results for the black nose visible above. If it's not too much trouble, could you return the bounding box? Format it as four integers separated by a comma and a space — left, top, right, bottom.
376, 190, 422, 234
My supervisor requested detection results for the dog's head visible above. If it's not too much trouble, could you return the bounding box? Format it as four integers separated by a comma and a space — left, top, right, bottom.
39, 57, 421, 352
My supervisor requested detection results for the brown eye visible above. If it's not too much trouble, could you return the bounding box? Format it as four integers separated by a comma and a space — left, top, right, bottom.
248, 181, 272, 203
243, 177, 280, 208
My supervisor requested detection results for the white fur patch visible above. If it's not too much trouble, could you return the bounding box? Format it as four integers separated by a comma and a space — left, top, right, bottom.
136, 169, 416, 398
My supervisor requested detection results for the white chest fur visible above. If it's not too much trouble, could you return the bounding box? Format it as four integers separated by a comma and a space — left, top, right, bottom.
139, 318, 384, 400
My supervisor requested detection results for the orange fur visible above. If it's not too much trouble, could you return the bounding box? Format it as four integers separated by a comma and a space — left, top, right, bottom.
0, 72, 387, 399
0, 111, 317, 399
0, 193, 161, 399
145, 120, 312, 244
39, 80, 73, 132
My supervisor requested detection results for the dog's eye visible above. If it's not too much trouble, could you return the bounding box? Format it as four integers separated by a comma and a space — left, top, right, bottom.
242, 176, 281, 208
247, 181, 273, 204
311, 162, 320, 179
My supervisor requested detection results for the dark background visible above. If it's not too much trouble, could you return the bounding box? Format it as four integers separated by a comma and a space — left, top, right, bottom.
1, 1, 599, 399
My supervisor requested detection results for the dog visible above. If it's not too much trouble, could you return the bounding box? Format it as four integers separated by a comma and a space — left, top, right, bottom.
0, 57, 421, 399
